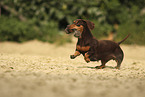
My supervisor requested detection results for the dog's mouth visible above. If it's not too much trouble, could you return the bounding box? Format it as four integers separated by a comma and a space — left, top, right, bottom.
65, 28, 71, 34
65, 28, 81, 38
74, 30, 81, 38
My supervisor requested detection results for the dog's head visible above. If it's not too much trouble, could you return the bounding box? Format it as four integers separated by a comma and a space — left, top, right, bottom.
65, 19, 95, 38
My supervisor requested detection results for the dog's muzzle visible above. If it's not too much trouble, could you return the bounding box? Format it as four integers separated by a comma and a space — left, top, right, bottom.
65, 28, 70, 34
65, 27, 76, 34
65, 25, 72, 34
65, 26, 81, 38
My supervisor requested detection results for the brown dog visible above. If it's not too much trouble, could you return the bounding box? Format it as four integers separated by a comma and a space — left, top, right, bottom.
65, 19, 129, 69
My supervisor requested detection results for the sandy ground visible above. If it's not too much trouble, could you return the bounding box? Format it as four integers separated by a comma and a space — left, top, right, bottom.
0, 40, 145, 97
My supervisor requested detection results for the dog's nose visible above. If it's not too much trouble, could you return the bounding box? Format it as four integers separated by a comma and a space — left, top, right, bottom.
65, 28, 69, 34
65, 27, 72, 34
65, 25, 75, 34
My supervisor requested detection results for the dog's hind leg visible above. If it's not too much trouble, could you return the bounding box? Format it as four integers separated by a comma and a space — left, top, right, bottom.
114, 49, 124, 69
115, 56, 123, 69
96, 60, 107, 69
95, 55, 116, 69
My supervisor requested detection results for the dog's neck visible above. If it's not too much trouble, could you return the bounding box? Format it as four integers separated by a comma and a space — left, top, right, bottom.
82, 26, 93, 39
77, 26, 93, 46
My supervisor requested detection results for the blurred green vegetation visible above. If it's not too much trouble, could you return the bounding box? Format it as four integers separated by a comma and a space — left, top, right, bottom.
0, 0, 145, 45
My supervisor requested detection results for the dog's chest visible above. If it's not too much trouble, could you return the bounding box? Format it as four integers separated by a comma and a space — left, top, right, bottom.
76, 45, 90, 52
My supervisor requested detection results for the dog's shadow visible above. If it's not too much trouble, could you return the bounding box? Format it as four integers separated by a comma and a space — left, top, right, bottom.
78, 66, 116, 69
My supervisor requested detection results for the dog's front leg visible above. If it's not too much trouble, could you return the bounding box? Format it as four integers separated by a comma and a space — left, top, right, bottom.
84, 52, 90, 63
70, 50, 80, 59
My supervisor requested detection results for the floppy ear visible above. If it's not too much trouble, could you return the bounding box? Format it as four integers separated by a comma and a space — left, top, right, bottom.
84, 20, 95, 30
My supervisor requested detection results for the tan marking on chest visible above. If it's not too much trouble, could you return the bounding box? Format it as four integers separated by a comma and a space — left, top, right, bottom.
77, 45, 90, 52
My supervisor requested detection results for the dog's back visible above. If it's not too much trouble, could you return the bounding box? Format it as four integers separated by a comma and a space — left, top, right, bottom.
97, 40, 119, 53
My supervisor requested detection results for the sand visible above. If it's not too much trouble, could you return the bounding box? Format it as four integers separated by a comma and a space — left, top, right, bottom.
0, 40, 145, 97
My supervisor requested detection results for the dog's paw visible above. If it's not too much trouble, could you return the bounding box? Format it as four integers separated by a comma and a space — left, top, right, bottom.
115, 66, 120, 70
95, 65, 105, 69
85, 58, 90, 63
70, 55, 76, 59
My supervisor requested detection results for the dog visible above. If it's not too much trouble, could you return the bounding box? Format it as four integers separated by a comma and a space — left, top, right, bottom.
65, 19, 129, 69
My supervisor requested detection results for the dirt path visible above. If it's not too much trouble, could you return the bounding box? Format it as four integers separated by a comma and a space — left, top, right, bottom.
0, 40, 145, 97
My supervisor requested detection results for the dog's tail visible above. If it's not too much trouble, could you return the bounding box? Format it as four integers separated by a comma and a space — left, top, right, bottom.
118, 34, 130, 45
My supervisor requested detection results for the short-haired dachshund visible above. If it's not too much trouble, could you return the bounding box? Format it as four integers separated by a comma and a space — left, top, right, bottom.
65, 19, 129, 69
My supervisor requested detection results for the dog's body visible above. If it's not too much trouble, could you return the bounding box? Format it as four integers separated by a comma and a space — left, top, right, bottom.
65, 19, 129, 69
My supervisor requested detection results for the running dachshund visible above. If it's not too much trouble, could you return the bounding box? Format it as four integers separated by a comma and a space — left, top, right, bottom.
65, 19, 129, 69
